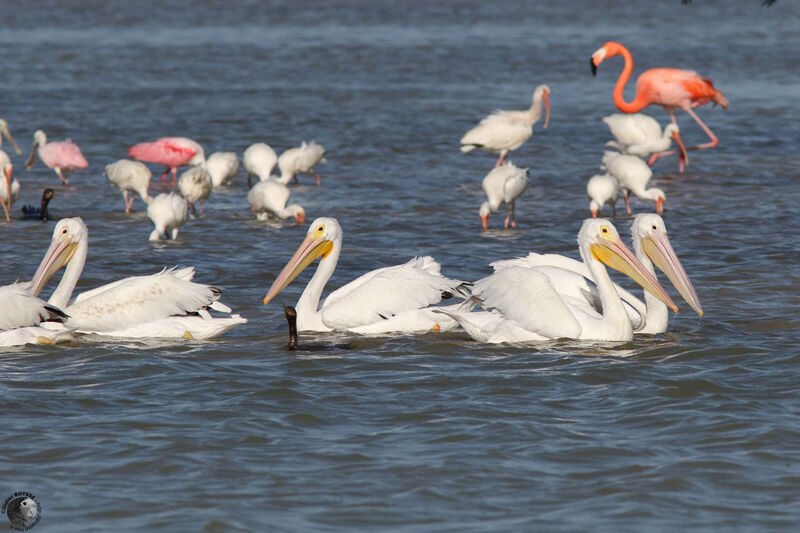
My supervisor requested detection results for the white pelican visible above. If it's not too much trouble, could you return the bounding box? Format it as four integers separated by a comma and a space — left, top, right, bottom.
479, 162, 529, 229
460, 84, 551, 167
247, 179, 305, 223
104, 159, 153, 214
0, 150, 18, 222
602, 151, 665, 214
0, 119, 22, 155
29, 217, 246, 339
586, 173, 619, 218
243, 143, 278, 187
262, 217, 470, 334
148, 192, 188, 241
278, 141, 327, 186
490, 214, 702, 335
440, 219, 677, 343
178, 166, 212, 215
0, 283, 72, 347
603, 113, 688, 171
207, 152, 240, 187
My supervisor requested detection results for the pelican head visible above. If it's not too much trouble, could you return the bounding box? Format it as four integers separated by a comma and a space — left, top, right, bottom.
0, 119, 22, 155
30, 217, 87, 297
580, 218, 678, 312
263, 217, 340, 305
533, 84, 551, 129
631, 214, 703, 316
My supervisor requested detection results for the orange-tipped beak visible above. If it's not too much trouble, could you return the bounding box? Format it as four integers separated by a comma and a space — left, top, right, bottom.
542, 91, 550, 129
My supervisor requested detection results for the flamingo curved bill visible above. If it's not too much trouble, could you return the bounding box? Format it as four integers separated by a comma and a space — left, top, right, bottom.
264, 234, 333, 305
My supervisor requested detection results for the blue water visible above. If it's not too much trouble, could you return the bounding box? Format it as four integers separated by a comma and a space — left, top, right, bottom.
1, 0, 799, 530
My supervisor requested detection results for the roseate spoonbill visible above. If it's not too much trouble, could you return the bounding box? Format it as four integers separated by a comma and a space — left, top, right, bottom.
104, 159, 152, 214
177, 166, 212, 215
147, 192, 188, 241
603, 113, 687, 167
479, 162, 529, 230
29, 218, 245, 339
206, 152, 239, 187
246, 179, 305, 223
586, 173, 619, 218
602, 151, 665, 214
243, 143, 278, 188
25, 130, 88, 185
0, 119, 22, 155
460, 85, 550, 167
591, 42, 727, 172
0, 150, 15, 222
435, 219, 676, 343
278, 141, 327, 186
21, 188, 54, 221
263, 218, 470, 334
128, 137, 205, 183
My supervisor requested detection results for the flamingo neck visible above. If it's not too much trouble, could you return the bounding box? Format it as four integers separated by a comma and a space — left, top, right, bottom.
612, 46, 651, 114
581, 242, 633, 339
295, 236, 341, 332
48, 236, 88, 309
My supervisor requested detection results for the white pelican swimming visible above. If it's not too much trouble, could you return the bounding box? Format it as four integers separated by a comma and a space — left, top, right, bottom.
603, 113, 688, 171
178, 165, 212, 215
479, 162, 529, 229
278, 141, 327, 186
460, 85, 550, 167
247, 179, 305, 223
104, 159, 153, 214
602, 151, 665, 214
262, 217, 470, 334
243, 143, 278, 188
148, 192, 188, 241
586, 173, 619, 218
0, 149, 18, 222
206, 152, 240, 187
440, 219, 677, 343
0, 283, 72, 347
491, 214, 702, 335
29, 217, 246, 339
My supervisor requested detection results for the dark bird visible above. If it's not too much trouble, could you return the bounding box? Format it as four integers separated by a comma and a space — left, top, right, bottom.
21, 188, 54, 221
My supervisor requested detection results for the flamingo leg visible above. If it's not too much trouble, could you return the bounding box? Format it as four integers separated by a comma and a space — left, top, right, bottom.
623, 190, 632, 215
651, 111, 689, 173
160, 167, 170, 182
311, 170, 322, 186
56, 168, 68, 185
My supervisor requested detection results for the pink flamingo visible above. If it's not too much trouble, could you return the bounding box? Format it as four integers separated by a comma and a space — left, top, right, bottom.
128, 137, 205, 183
25, 130, 88, 185
591, 42, 727, 172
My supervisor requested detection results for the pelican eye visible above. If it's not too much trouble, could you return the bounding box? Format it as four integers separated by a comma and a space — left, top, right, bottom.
601, 226, 609, 234
652, 225, 657, 230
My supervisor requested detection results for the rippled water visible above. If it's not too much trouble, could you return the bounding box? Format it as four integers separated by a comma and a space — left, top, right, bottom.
2, 1, 799, 530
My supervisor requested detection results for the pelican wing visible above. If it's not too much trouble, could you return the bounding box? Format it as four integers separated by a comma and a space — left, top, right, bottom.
472, 266, 582, 340
0, 283, 67, 330
65, 269, 222, 332
492, 252, 646, 330
321, 256, 466, 330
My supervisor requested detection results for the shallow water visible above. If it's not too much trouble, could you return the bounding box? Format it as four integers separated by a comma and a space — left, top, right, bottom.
1, 1, 800, 530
